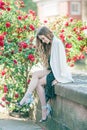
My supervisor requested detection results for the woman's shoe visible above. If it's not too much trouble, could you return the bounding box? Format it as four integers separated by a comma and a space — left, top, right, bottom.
46, 103, 52, 117
16, 94, 34, 108
39, 105, 47, 123
24, 93, 34, 105
39, 104, 52, 123
39, 116, 48, 123
16, 102, 22, 108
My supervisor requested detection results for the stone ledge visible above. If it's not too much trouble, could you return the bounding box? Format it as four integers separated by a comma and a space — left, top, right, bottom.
36, 73, 87, 130
55, 73, 87, 107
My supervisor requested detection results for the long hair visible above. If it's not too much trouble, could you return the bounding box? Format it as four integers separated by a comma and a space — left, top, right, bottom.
36, 26, 54, 67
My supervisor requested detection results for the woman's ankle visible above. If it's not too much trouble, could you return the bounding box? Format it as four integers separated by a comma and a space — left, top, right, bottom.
42, 105, 47, 109
20, 101, 23, 105
41, 105, 47, 119
42, 109, 47, 119
20, 97, 26, 105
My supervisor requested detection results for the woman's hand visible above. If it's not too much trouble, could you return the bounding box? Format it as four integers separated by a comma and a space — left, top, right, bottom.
52, 80, 58, 86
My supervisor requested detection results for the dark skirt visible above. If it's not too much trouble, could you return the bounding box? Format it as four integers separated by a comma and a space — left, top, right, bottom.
45, 71, 56, 102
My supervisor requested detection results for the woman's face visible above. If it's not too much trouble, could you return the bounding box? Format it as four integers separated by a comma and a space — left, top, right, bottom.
38, 35, 50, 44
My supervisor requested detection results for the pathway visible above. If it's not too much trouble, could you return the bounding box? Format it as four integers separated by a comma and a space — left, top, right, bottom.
0, 113, 44, 130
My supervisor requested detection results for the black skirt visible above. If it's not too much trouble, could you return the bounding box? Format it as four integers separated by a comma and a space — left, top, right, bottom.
45, 71, 56, 102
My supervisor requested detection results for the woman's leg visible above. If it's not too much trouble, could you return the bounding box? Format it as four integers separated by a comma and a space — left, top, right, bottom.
20, 69, 50, 105
36, 76, 48, 120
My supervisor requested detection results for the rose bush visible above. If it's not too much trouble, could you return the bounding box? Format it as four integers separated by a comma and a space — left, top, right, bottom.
0, 0, 39, 112
49, 16, 87, 66
0, 0, 87, 114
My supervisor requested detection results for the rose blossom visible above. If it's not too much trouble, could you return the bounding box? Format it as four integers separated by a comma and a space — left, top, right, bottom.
1, 70, 6, 76
3, 85, 8, 93
6, 22, 11, 28
14, 93, 19, 98
29, 24, 35, 31
28, 54, 35, 62
13, 59, 18, 64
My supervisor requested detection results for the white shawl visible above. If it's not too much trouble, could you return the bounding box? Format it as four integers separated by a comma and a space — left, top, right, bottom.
50, 36, 74, 83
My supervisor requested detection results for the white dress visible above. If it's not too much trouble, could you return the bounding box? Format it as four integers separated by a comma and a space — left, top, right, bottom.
50, 36, 74, 83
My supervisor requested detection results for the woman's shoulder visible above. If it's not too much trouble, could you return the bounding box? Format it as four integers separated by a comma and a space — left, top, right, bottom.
53, 36, 62, 44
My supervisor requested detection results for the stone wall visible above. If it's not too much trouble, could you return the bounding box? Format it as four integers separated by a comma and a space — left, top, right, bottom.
36, 73, 87, 130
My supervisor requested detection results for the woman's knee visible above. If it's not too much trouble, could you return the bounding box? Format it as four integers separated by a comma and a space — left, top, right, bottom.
32, 71, 40, 78
32, 70, 50, 79
38, 77, 46, 87
36, 83, 44, 92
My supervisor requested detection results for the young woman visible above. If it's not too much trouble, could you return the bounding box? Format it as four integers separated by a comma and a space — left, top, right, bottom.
17, 26, 73, 122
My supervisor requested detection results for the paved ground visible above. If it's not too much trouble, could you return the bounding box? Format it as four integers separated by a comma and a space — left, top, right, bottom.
0, 113, 44, 130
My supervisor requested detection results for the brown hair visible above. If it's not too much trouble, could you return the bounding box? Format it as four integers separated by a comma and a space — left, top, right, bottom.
36, 26, 54, 67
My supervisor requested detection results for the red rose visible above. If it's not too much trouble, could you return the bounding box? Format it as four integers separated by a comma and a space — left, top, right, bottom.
28, 54, 35, 62
3, 32, 7, 36
0, 34, 4, 40
77, 36, 83, 41
19, 42, 28, 49
69, 17, 73, 22
64, 22, 69, 26
7, 7, 11, 11
59, 33, 65, 39
27, 79, 31, 84
13, 59, 18, 64
44, 20, 48, 23
0, 40, 4, 47
73, 27, 77, 32
24, 25, 27, 30
70, 63, 74, 67
2, 97, 6, 101
1, 70, 6, 76
59, 33, 65, 42
73, 56, 78, 62
3, 85, 8, 93
79, 54, 85, 59
0, 1, 5, 10
18, 16, 22, 20
29, 24, 35, 31
61, 29, 65, 33
22, 42, 28, 49
6, 22, 11, 28
67, 58, 71, 62
5, 101, 10, 105
24, 15, 28, 19
29, 10, 35, 16
14, 93, 19, 98
65, 43, 72, 48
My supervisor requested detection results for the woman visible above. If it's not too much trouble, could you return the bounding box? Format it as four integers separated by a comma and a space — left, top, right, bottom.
17, 26, 73, 122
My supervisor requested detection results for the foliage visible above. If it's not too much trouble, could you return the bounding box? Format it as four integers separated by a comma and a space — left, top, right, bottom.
48, 16, 87, 66
12, 0, 37, 13
0, 0, 87, 113
22, 0, 37, 13
0, 0, 39, 112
